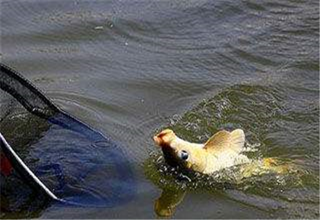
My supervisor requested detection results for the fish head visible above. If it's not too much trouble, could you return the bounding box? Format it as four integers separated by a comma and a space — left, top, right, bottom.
153, 129, 206, 172
174, 146, 207, 173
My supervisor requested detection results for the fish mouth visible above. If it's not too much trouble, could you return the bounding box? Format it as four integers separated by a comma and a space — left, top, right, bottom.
153, 134, 191, 169
153, 136, 161, 146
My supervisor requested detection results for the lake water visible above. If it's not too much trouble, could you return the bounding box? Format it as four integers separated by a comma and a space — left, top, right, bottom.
1, 0, 319, 218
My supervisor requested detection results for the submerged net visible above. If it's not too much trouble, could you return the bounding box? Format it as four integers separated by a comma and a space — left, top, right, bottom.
0, 63, 136, 215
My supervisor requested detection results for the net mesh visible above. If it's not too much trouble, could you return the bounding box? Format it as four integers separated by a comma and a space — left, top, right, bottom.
0, 64, 58, 119
0, 63, 135, 215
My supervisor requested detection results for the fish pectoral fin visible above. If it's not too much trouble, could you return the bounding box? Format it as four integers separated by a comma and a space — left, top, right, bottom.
186, 162, 192, 169
204, 129, 245, 154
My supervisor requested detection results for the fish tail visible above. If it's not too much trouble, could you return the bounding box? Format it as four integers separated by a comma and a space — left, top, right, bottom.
263, 157, 278, 167
262, 157, 292, 174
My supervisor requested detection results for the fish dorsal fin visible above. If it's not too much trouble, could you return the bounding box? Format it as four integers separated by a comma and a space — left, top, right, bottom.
204, 130, 230, 150
229, 129, 245, 153
204, 129, 245, 154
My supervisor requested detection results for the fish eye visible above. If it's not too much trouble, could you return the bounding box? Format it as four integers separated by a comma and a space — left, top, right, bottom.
180, 150, 189, 160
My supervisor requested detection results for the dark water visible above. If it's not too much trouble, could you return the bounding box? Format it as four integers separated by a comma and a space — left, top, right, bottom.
1, 0, 319, 218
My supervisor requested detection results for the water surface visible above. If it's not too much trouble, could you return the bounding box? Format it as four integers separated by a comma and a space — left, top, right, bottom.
1, 0, 319, 218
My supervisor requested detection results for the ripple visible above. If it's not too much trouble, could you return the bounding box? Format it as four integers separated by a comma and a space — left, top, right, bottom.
1, 0, 319, 218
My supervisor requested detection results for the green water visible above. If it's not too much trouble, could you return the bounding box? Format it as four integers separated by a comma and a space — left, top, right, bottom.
1, 0, 319, 218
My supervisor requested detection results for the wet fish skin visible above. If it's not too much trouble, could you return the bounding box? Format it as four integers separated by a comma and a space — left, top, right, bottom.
153, 129, 294, 177
153, 129, 250, 174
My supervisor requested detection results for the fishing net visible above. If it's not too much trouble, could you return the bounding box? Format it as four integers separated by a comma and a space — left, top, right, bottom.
0, 63, 135, 215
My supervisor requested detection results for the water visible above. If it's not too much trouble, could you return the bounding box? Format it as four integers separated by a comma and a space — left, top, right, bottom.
1, 0, 319, 218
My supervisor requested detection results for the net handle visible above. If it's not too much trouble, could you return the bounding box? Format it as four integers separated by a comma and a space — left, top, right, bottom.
0, 132, 59, 201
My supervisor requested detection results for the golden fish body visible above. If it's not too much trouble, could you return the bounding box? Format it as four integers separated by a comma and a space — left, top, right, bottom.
153, 128, 251, 174
153, 129, 293, 176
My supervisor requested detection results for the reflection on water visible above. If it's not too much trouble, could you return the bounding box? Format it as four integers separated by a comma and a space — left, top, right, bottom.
155, 189, 186, 218
1, 0, 319, 218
